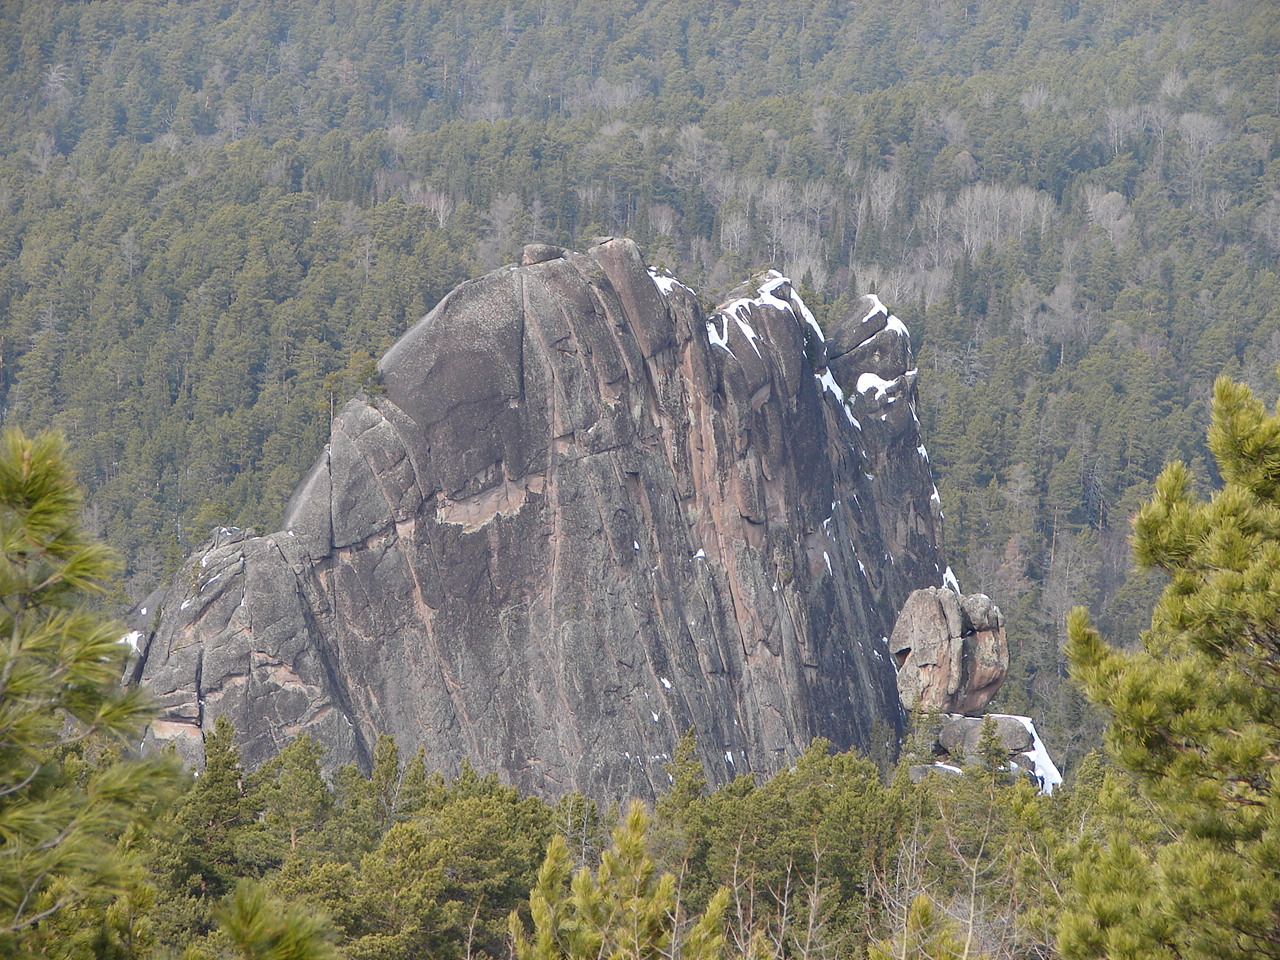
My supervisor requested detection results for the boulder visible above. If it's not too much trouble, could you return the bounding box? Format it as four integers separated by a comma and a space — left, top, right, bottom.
923, 713, 1063, 794
890, 587, 1007, 715
908, 762, 962, 783
936, 714, 1033, 759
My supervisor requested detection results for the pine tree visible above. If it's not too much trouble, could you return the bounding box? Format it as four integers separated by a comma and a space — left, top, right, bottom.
868, 894, 981, 960
150, 715, 259, 951
369, 733, 401, 833
166, 715, 256, 901
250, 734, 332, 858
1063, 375, 1280, 958
511, 802, 729, 960
652, 730, 709, 877
972, 716, 1009, 787
214, 881, 336, 960
394, 746, 429, 822
0, 428, 180, 955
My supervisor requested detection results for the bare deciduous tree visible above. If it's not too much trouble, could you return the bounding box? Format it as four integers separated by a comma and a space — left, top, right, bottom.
867, 169, 902, 233
1175, 112, 1228, 208
1101, 105, 1141, 156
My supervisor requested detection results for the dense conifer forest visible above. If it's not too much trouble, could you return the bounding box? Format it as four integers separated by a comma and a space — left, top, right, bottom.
2, 1, 1279, 956
8, 385, 1280, 958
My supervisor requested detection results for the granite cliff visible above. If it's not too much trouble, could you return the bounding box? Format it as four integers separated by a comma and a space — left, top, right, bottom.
131, 238, 952, 800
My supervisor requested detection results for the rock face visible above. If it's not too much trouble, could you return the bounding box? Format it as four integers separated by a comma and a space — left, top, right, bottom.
890, 587, 1007, 716
133, 239, 949, 800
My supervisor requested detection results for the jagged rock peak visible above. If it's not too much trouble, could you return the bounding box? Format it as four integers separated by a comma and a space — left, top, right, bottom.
134, 238, 949, 801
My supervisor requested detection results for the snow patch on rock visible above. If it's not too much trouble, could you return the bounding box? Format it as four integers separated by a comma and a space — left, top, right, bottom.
992, 714, 1063, 794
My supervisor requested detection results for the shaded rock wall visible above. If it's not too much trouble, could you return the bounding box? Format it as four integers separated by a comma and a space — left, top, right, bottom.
134, 239, 948, 801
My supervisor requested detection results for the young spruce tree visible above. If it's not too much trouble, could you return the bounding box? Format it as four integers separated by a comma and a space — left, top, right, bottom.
1063, 376, 1280, 958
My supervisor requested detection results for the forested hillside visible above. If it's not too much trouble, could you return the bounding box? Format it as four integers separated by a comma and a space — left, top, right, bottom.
1, 0, 1278, 762
11, 375, 1280, 958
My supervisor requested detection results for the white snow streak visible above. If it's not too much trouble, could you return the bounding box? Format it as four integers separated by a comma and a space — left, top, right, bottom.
860, 295, 885, 323
992, 715, 1063, 794
886, 316, 910, 337
705, 317, 734, 355
943, 566, 962, 593
734, 314, 763, 357
649, 271, 693, 297
856, 372, 896, 400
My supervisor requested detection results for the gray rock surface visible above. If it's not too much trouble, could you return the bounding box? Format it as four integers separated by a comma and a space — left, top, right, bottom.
936, 715, 1033, 759
890, 587, 1007, 716
136, 239, 948, 800
910, 713, 1060, 793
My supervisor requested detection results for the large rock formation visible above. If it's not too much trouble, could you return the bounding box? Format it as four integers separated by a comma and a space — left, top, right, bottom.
131, 238, 950, 800
887, 587, 1058, 793
890, 587, 1007, 716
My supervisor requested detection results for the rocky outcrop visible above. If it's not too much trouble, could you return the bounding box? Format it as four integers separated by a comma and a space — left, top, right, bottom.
908, 713, 1063, 793
888, 590, 1058, 793
890, 587, 1007, 716
937, 713, 1030, 758
134, 239, 949, 800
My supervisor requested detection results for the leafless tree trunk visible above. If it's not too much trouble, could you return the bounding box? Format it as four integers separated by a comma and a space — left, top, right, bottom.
1175, 111, 1227, 209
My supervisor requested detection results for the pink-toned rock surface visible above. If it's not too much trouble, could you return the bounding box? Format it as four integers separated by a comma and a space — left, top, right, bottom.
134, 239, 949, 799
890, 587, 1007, 715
